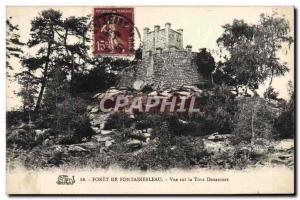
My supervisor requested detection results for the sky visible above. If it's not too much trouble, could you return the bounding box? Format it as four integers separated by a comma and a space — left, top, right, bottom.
6, 6, 294, 110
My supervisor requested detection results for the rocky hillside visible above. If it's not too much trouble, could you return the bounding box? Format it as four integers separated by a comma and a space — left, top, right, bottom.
6, 87, 294, 170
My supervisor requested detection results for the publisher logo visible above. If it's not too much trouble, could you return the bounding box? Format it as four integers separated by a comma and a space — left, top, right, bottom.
56, 175, 75, 185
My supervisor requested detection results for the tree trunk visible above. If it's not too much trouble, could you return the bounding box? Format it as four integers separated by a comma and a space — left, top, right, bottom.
34, 78, 46, 113
34, 42, 52, 113
70, 53, 75, 95
251, 109, 255, 145
269, 69, 274, 87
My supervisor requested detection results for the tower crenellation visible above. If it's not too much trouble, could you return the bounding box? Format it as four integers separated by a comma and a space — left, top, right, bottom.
143, 23, 184, 56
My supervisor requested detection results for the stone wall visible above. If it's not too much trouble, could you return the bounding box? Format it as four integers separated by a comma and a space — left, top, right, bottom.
143, 29, 168, 53
150, 51, 204, 89
118, 50, 207, 89
155, 30, 166, 50
118, 65, 136, 88
168, 29, 183, 49
143, 31, 154, 53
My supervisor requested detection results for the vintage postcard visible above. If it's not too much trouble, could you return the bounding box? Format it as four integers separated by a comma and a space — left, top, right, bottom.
6, 6, 295, 195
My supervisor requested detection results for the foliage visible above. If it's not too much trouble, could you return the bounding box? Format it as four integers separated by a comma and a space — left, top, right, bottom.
135, 123, 182, 169
21, 9, 63, 113
274, 81, 295, 138
104, 112, 133, 130
6, 111, 26, 127
133, 123, 205, 170
71, 57, 130, 94
134, 114, 199, 137
54, 15, 92, 94
18, 9, 92, 113
216, 13, 293, 94
275, 110, 294, 139
7, 129, 37, 149
217, 20, 263, 93
195, 48, 215, 79
15, 67, 39, 122
232, 97, 274, 143
256, 13, 293, 86
134, 48, 143, 61
41, 68, 70, 113
177, 86, 237, 136
39, 69, 93, 143
6, 17, 24, 73
263, 86, 279, 100
133, 91, 236, 137
50, 96, 93, 144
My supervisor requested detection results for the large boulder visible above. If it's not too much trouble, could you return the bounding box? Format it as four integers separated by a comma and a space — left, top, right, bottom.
126, 139, 143, 149
89, 113, 110, 128
105, 140, 115, 147
17, 122, 36, 130
34, 128, 50, 142
68, 145, 90, 153
203, 139, 234, 155
97, 88, 124, 100
11, 128, 27, 136
101, 130, 113, 135
207, 132, 233, 142
91, 126, 101, 134
274, 139, 294, 151
91, 134, 112, 143
251, 144, 268, 156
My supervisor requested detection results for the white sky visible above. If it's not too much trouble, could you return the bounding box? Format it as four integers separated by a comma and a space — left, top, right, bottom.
6, 6, 294, 110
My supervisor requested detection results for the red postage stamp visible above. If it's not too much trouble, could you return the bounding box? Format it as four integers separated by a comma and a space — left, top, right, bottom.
94, 7, 134, 56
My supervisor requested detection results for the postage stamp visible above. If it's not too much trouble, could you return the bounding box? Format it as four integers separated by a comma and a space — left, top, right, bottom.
94, 7, 134, 56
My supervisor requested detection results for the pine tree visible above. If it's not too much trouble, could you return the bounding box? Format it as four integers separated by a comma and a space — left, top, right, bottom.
26, 9, 64, 113
6, 17, 24, 75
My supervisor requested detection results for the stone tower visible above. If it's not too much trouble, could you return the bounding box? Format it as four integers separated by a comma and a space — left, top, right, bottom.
118, 23, 208, 89
143, 23, 184, 56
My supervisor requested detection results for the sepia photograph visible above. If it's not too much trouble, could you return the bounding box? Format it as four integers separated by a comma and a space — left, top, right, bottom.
5, 5, 295, 195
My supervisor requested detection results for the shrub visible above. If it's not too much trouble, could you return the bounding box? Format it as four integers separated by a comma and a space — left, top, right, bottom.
189, 86, 236, 135
6, 111, 26, 128
135, 123, 191, 170
264, 86, 279, 100
195, 48, 215, 79
232, 97, 274, 143
71, 57, 131, 94
175, 136, 207, 166
135, 113, 164, 127
136, 144, 190, 170
275, 110, 294, 139
135, 114, 209, 137
104, 112, 133, 130
274, 99, 295, 139
7, 129, 37, 149
47, 96, 94, 144
134, 123, 209, 170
